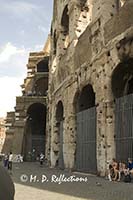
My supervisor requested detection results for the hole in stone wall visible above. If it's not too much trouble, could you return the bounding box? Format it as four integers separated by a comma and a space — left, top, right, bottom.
56, 101, 64, 123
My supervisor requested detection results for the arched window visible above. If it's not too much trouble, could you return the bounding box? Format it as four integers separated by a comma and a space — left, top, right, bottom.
37, 57, 49, 73
53, 30, 57, 55
61, 5, 69, 36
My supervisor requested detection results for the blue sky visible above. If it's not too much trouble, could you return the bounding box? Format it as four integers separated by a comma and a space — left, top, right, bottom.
0, 0, 53, 117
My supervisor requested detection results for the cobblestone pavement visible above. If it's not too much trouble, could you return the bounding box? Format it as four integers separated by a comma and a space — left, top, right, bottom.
4, 162, 133, 200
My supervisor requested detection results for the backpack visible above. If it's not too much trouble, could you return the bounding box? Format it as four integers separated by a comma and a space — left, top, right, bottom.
124, 174, 131, 183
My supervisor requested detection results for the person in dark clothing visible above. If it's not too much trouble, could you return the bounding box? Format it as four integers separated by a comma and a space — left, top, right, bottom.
127, 158, 133, 170
0, 165, 15, 200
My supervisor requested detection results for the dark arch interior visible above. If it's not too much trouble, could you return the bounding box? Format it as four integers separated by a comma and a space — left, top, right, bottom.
53, 30, 57, 55
33, 77, 48, 96
23, 103, 46, 160
37, 57, 49, 72
56, 101, 64, 122
61, 5, 69, 35
111, 58, 133, 98
76, 84, 95, 112
27, 103, 46, 133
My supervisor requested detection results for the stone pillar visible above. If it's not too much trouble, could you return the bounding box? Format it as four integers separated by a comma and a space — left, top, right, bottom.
96, 101, 106, 176
12, 121, 25, 154
63, 113, 76, 169
96, 70, 116, 176
105, 101, 115, 172
50, 105, 59, 167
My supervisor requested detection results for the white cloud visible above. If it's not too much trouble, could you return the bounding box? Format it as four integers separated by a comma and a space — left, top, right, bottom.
0, 42, 46, 117
0, 76, 23, 117
0, 42, 28, 117
0, 43, 26, 63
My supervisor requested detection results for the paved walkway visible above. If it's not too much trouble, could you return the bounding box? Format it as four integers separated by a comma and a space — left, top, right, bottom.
5, 162, 133, 200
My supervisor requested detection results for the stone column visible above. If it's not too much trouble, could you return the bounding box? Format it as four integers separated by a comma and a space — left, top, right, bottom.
63, 113, 76, 169
96, 101, 106, 176
104, 101, 115, 172
12, 121, 25, 154
50, 105, 59, 167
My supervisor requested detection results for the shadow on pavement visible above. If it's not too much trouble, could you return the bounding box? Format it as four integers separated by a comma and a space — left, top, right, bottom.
1, 162, 133, 200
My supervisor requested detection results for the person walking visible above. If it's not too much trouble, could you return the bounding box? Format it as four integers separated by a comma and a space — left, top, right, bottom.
4, 154, 9, 168
40, 153, 44, 166
8, 152, 13, 173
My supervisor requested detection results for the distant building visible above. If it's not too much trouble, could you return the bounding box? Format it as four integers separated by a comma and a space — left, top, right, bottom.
4, 36, 50, 160
0, 118, 6, 153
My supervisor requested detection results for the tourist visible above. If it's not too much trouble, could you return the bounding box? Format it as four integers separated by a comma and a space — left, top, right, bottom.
8, 152, 13, 172
4, 153, 9, 168
40, 153, 44, 166
108, 158, 119, 181
127, 158, 133, 173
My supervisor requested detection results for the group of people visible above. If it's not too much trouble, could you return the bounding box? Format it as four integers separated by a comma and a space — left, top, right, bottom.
108, 158, 133, 182
3, 152, 13, 172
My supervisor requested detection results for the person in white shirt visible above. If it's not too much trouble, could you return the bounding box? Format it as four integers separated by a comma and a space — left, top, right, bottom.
40, 153, 44, 166
8, 152, 13, 171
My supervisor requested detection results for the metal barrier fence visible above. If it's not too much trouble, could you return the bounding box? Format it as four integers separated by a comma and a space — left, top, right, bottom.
76, 107, 97, 173
115, 94, 133, 162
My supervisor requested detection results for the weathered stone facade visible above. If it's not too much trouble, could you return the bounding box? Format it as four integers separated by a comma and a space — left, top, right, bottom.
47, 0, 133, 175
3, 0, 133, 176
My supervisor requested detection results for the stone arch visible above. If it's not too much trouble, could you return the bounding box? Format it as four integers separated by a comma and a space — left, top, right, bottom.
53, 30, 57, 55
76, 84, 95, 112
37, 57, 49, 73
22, 103, 46, 161
73, 84, 97, 173
111, 58, 133, 98
60, 5, 69, 50
111, 58, 133, 162
61, 5, 69, 35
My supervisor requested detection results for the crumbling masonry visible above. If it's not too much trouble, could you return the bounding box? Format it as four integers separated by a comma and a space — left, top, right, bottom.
47, 0, 133, 176
3, 0, 133, 176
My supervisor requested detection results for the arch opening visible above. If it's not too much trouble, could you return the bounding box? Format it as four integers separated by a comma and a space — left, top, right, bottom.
111, 58, 133, 98
23, 103, 46, 161
74, 84, 97, 173
76, 84, 95, 113
61, 5, 69, 35
53, 30, 57, 55
37, 57, 49, 73
112, 58, 133, 163
60, 5, 69, 50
